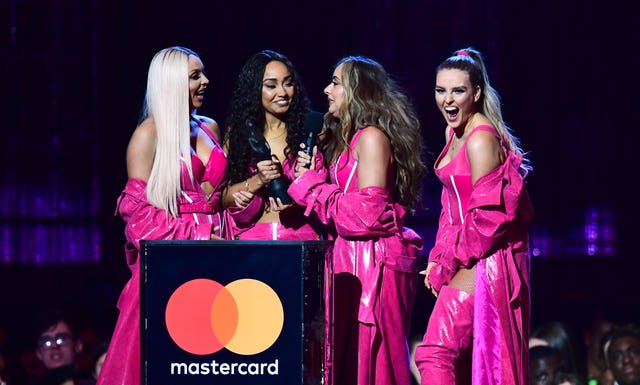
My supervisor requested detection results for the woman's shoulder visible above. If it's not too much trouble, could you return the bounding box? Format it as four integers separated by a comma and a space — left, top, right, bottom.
467, 114, 496, 135
193, 114, 217, 126
354, 126, 391, 157
357, 125, 388, 142
193, 114, 221, 141
130, 118, 156, 144
466, 114, 498, 144
466, 127, 500, 152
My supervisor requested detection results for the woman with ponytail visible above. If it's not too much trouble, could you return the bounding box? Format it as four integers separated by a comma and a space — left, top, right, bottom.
414, 47, 534, 385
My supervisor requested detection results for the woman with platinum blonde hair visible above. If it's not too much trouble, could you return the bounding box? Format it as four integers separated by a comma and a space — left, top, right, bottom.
98, 46, 227, 385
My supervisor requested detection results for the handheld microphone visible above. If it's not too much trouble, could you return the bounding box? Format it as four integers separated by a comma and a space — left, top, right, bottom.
302, 111, 324, 168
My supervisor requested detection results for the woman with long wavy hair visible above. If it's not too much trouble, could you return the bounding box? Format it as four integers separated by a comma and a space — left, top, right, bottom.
289, 55, 426, 385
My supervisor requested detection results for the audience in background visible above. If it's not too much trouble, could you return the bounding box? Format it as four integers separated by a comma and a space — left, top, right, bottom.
531, 321, 585, 382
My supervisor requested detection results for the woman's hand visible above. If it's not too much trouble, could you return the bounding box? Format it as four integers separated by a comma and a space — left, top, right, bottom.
419, 262, 439, 297
267, 197, 292, 213
294, 144, 316, 178
232, 190, 254, 209
210, 225, 223, 240
256, 157, 282, 185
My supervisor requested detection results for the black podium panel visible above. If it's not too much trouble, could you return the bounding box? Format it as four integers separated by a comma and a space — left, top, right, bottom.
140, 240, 330, 385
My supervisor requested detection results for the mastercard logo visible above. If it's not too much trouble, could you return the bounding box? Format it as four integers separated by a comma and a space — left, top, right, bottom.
165, 278, 284, 356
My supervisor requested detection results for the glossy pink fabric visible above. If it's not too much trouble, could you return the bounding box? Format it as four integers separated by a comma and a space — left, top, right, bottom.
97, 136, 227, 385
288, 131, 423, 385
422, 125, 533, 385
232, 220, 321, 240
225, 153, 324, 240
414, 286, 474, 385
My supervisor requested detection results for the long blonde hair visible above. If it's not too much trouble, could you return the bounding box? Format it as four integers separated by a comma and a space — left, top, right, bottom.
143, 46, 196, 217
322, 56, 426, 210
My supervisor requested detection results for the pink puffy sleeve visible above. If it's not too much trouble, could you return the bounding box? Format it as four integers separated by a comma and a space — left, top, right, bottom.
225, 195, 264, 230
115, 178, 213, 255
427, 154, 533, 291
288, 169, 403, 237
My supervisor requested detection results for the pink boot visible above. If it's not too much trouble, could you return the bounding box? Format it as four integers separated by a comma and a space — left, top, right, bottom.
414, 285, 474, 385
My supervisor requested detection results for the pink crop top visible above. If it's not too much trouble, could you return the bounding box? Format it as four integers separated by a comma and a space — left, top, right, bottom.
191, 119, 227, 190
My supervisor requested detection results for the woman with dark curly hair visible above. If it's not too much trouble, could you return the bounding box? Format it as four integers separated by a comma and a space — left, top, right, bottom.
222, 49, 325, 240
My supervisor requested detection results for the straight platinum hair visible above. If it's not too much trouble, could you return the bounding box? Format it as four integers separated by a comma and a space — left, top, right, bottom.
144, 47, 194, 217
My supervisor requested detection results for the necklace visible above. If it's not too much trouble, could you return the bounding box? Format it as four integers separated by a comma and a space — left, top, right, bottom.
449, 134, 462, 153
264, 130, 286, 141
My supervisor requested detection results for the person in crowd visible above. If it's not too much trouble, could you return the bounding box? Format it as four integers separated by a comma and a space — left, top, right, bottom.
222, 49, 325, 240
413, 47, 534, 384
584, 313, 615, 385
530, 345, 568, 385
31, 308, 93, 385
289, 55, 425, 385
531, 320, 585, 381
600, 324, 640, 385
89, 341, 108, 382
530, 344, 585, 385
97, 46, 227, 385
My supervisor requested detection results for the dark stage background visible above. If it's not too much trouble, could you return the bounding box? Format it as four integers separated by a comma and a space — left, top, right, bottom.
1, 0, 637, 369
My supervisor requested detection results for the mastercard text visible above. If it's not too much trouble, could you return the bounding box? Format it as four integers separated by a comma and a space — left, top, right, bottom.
169, 359, 279, 376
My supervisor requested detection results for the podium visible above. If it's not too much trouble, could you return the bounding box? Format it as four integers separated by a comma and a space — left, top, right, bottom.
140, 240, 331, 385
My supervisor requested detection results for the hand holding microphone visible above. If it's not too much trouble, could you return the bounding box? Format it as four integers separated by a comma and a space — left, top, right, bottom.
300, 111, 324, 170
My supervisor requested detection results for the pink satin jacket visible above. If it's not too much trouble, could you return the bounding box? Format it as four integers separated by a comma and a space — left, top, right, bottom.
428, 125, 533, 385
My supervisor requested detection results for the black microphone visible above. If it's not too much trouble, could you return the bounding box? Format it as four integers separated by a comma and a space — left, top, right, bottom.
247, 121, 293, 204
302, 111, 324, 168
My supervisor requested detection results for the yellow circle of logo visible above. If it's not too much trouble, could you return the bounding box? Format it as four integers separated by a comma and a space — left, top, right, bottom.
165, 278, 284, 356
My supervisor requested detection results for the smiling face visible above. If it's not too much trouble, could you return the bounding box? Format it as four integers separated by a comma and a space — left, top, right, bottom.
324, 63, 345, 118
434, 68, 480, 130
188, 55, 209, 111
261, 60, 294, 118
